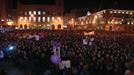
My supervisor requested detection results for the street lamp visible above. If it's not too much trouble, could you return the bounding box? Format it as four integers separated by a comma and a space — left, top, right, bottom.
68, 18, 75, 29
7, 21, 14, 29
7, 21, 13, 26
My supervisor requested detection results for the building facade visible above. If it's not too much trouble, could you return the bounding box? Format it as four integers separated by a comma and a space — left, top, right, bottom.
0, 0, 7, 28
77, 9, 134, 31
17, 0, 64, 30
0, 0, 7, 20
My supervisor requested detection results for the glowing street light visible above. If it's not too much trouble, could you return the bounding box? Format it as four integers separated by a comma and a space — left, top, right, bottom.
7, 21, 13, 26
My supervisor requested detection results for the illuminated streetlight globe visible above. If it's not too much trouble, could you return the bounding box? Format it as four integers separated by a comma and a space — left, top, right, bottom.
7, 21, 13, 26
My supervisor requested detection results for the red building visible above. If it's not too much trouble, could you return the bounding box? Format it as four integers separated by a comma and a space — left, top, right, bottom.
17, 0, 64, 30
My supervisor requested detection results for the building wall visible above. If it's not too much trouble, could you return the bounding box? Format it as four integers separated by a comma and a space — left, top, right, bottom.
0, 0, 7, 20
77, 9, 134, 31
17, 0, 64, 30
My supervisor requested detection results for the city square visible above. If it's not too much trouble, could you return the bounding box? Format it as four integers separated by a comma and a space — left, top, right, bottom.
0, 0, 134, 75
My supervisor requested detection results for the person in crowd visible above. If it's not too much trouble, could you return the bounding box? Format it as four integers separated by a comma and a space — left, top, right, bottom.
0, 30, 134, 75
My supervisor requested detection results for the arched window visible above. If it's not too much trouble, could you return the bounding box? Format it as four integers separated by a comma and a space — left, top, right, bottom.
57, 24, 61, 29
20, 24, 23, 29
51, 25, 55, 30
24, 24, 27, 29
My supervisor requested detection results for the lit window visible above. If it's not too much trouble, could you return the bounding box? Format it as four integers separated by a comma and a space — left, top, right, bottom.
126, 12, 129, 14
47, 17, 50, 22
115, 21, 118, 24
43, 11, 45, 15
25, 11, 27, 15
33, 11, 36, 15
110, 11, 113, 13
29, 17, 32, 21
114, 11, 117, 13
20, 17, 23, 20
86, 21, 88, 24
127, 22, 130, 25
24, 17, 27, 21
57, 17, 61, 22
42, 17, 45, 22
38, 17, 41, 22
52, 17, 55, 22
31, 14, 34, 17
122, 11, 124, 14
29, 11, 32, 15
47, 24, 50, 29
122, 19, 124, 21
33, 17, 36, 22
38, 11, 41, 15
81, 22, 84, 25
108, 21, 110, 24
118, 11, 121, 13
111, 21, 113, 24
130, 12, 133, 15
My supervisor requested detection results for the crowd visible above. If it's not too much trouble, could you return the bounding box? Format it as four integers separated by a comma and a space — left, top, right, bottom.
0, 30, 134, 75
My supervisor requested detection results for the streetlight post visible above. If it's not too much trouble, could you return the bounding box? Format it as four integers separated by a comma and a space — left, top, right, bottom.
71, 18, 75, 29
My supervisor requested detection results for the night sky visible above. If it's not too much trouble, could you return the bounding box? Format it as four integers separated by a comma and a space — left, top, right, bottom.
65, 0, 134, 12
12, 0, 134, 13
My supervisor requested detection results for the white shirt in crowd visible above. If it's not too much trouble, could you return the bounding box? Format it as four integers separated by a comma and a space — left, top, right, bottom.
83, 39, 88, 45
59, 60, 71, 70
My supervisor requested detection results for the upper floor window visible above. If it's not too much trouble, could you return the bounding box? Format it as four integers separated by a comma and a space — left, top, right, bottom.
47, 17, 50, 22
38, 11, 41, 15
43, 17, 45, 22
33, 11, 36, 15
52, 17, 55, 22
43, 11, 45, 15
25, 11, 27, 15
57, 17, 62, 22
29, 11, 32, 15
38, 17, 41, 22
24, 17, 27, 21
29, 17, 32, 21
